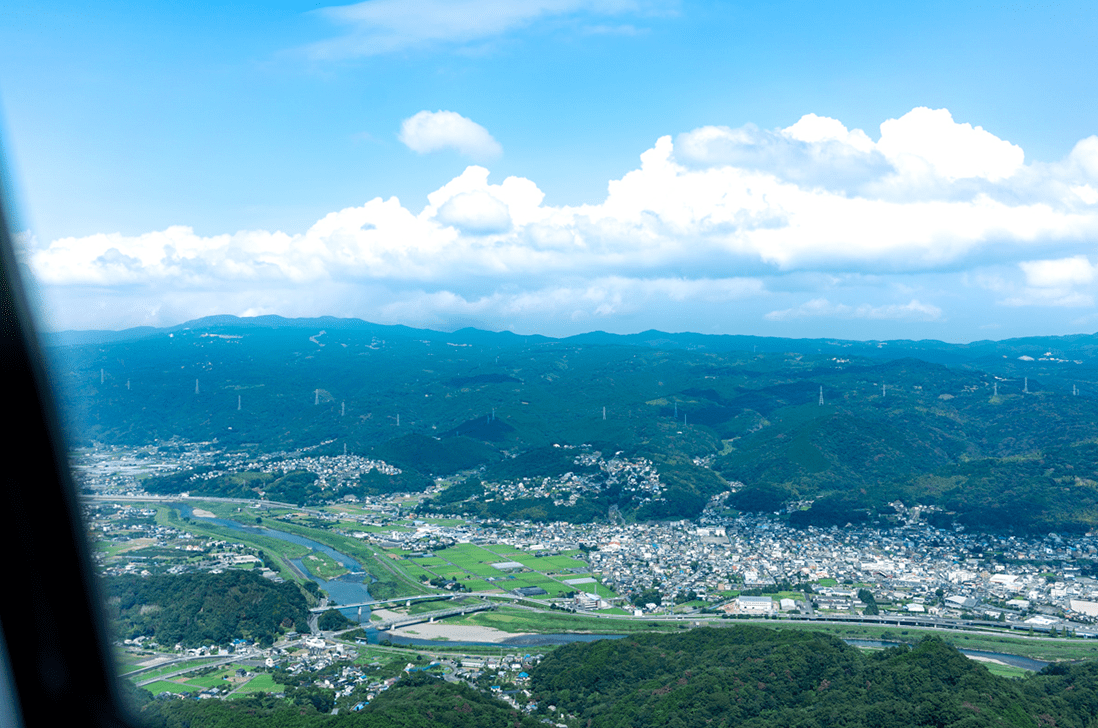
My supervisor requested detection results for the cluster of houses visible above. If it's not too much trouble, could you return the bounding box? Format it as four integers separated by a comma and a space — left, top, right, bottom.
72, 441, 216, 495
178, 453, 402, 493
340, 497, 1098, 632
84, 501, 273, 578
84, 442, 1098, 639
478, 448, 665, 507
73, 442, 404, 498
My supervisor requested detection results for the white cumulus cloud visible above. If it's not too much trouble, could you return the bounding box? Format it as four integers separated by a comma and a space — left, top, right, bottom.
27, 107, 1098, 334
436, 192, 512, 234
998, 255, 1098, 308
1020, 255, 1097, 288
399, 110, 502, 160
876, 107, 1025, 182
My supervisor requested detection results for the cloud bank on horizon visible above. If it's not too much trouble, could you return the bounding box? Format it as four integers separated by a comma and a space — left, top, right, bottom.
24, 106, 1098, 338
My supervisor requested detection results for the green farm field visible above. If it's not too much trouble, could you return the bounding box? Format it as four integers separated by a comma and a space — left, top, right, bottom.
234, 673, 284, 694
126, 658, 223, 681
394, 543, 617, 601
140, 680, 200, 694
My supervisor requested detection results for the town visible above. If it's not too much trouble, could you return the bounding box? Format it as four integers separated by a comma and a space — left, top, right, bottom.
81, 443, 1098, 640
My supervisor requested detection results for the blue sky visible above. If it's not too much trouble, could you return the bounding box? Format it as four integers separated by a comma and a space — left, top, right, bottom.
2, 0, 1097, 340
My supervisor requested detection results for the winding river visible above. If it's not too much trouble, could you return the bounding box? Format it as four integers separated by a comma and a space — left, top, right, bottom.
176, 504, 374, 622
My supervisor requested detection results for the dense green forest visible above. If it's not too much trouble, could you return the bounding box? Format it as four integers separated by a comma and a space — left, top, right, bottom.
54, 316, 1098, 534
530, 626, 1098, 728
106, 571, 310, 647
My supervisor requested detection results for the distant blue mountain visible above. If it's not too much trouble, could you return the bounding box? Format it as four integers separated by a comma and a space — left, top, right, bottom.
45, 315, 1098, 368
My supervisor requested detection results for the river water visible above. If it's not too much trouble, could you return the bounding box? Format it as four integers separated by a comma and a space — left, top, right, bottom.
175, 505, 374, 622
843, 639, 1049, 672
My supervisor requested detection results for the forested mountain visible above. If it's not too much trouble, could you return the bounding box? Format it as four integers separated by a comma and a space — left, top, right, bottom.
52, 316, 1098, 532
531, 626, 1098, 728
106, 571, 311, 647
128, 626, 1098, 728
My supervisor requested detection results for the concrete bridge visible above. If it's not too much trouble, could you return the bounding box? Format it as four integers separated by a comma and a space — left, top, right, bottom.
371, 602, 494, 631
309, 594, 453, 613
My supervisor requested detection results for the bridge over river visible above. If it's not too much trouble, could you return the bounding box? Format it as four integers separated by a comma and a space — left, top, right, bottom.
309, 594, 456, 613
370, 602, 494, 631
311, 591, 538, 615
312, 594, 495, 631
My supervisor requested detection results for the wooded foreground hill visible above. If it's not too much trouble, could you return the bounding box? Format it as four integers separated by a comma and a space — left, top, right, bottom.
129, 626, 1098, 728
530, 626, 1098, 728
107, 571, 311, 647
52, 316, 1098, 533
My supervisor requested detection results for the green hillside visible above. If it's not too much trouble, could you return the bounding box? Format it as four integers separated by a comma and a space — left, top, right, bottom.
52, 317, 1098, 533
530, 626, 1098, 728
106, 571, 310, 647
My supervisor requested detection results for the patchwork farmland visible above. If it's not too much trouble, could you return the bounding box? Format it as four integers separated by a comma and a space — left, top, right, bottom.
385, 543, 618, 601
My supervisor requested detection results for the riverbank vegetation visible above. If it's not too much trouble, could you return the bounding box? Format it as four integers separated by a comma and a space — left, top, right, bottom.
244, 515, 430, 601
150, 503, 306, 581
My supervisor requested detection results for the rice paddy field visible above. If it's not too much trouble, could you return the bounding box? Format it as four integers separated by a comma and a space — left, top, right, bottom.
141, 679, 200, 694
233, 673, 283, 693
125, 658, 223, 681
133, 664, 284, 696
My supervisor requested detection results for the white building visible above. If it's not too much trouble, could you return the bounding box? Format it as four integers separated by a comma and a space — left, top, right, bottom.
735, 596, 773, 613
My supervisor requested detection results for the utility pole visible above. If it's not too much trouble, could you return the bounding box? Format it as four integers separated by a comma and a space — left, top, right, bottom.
238, 395, 241, 411
195, 379, 199, 395
603, 406, 606, 421
315, 389, 319, 405
1024, 377, 1029, 394
818, 386, 824, 406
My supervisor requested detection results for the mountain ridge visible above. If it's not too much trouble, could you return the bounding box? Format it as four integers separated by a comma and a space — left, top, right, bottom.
43, 314, 1098, 366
